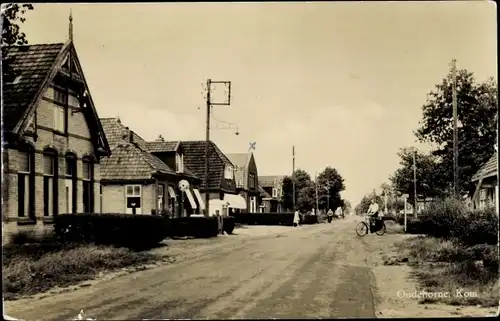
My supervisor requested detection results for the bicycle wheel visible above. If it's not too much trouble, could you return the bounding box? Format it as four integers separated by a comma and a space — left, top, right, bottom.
356, 222, 369, 236
375, 222, 386, 236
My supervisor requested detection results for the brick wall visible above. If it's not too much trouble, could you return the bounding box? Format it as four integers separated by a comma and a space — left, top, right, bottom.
101, 183, 155, 215
2, 82, 103, 245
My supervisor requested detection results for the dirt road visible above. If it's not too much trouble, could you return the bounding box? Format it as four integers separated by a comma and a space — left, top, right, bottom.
6, 217, 379, 320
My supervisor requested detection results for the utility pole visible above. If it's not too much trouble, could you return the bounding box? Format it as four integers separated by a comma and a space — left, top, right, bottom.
204, 79, 211, 218
315, 172, 319, 215
292, 145, 296, 211
413, 148, 417, 218
204, 79, 232, 218
451, 58, 459, 198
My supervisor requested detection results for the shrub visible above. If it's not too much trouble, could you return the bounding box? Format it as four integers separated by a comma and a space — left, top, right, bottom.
301, 214, 319, 225
169, 216, 219, 238
232, 212, 295, 226
450, 208, 498, 246
418, 197, 468, 238
54, 213, 170, 249
223, 216, 235, 234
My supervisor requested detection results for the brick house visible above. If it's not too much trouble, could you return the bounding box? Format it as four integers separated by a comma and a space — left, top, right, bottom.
2, 40, 111, 243
99, 119, 202, 217
258, 176, 284, 212
168, 141, 246, 214
226, 152, 260, 213
471, 152, 498, 213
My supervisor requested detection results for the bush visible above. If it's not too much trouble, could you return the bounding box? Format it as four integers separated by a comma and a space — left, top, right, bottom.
169, 216, 219, 238
223, 216, 235, 234
418, 197, 467, 238
301, 214, 319, 225
450, 208, 498, 246
231, 212, 295, 226
54, 213, 171, 249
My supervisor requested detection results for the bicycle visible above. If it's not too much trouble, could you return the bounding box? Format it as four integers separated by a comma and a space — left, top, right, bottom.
356, 214, 386, 236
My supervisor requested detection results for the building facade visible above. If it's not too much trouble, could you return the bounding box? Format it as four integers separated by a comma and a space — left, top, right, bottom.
471, 152, 498, 213
99, 119, 203, 217
226, 152, 260, 213
258, 175, 284, 212
2, 41, 111, 243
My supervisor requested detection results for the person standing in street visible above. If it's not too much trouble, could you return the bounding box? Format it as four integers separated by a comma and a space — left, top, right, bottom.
335, 206, 343, 219
293, 209, 301, 227
327, 208, 334, 223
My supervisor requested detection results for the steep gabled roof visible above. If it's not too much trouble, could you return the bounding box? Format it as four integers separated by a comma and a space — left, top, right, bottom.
100, 118, 177, 180
259, 185, 272, 198
2, 42, 110, 155
101, 143, 176, 180
259, 175, 284, 188
145, 141, 179, 153
471, 152, 498, 182
226, 153, 250, 188
174, 140, 234, 190
2, 43, 65, 132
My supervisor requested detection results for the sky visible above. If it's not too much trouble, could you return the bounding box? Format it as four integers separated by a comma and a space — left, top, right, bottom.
18, 1, 497, 206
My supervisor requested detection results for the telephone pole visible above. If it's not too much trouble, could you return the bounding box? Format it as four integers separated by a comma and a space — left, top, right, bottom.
315, 172, 319, 214
413, 148, 418, 218
292, 145, 296, 211
204, 79, 231, 218
451, 58, 459, 198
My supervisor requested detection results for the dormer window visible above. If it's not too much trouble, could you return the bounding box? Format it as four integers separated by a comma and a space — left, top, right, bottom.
272, 188, 278, 198
224, 165, 234, 180
176, 153, 184, 173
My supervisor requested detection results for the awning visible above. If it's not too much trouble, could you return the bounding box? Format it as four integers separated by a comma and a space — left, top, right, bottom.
224, 194, 247, 209
193, 189, 205, 210
184, 189, 197, 209
167, 186, 176, 199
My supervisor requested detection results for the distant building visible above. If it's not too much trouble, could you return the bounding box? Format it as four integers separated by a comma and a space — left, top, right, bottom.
258, 175, 284, 212
471, 152, 498, 213
226, 152, 260, 213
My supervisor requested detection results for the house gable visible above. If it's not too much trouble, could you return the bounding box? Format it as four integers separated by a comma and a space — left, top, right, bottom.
7, 42, 110, 158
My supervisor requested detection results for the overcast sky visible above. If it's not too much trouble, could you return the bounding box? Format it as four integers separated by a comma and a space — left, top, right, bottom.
20, 2, 497, 205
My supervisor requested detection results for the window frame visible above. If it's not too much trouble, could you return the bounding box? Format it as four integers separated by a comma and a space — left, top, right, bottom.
82, 157, 94, 213
224, 165, 233, 180
249, 173, 256, 189
65, 153, 78, 213
43, 149, 59, 217
175, 153, 184, 173
17, 147, 35, 220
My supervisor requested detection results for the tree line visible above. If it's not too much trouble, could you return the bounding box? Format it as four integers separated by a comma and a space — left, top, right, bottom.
356, 64, 498, 214
281, 167, 350, 214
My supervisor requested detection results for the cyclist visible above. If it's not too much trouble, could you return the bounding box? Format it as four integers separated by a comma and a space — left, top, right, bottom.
366, 199, 380, 230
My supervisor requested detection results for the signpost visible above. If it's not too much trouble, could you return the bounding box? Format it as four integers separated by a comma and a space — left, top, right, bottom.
402, 194, 409, 232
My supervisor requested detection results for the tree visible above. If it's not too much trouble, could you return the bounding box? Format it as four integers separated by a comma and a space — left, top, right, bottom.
415, 66, 498, 195
316, 166, 345, 210
281, 176, 294, 211
355, 190, 383, 215
390, 148, 449, 207
342, 200, 352, 215
1, 4, 34, 82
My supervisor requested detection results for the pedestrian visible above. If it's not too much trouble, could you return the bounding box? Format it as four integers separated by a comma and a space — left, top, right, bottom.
335, 206, 343, 219
327, 208, 334, 223
293, 209, 300, 227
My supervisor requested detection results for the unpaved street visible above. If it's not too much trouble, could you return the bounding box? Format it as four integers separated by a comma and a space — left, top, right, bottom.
6, 217, 378, 320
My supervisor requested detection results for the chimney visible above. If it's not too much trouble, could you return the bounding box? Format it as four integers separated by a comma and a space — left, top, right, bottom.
156, 134, 165, 142
116, 116, 121, 124
123, 127, 133, 144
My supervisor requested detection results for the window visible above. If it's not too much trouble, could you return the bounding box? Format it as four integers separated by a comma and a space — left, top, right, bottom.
126, 185, 142, 214
18, 148, 35, 219
53, 106, 65, 132
158, 184, 165, 210
272, 188, 278, 198
54, 88, 67, 104
43, 150, 58, 217
65, 154, 77, 213
68, 88, 80, 108
249, 173, 256, 189
175, 153, 184, 173
224, 165, 233, 180
82, 159, 94, 213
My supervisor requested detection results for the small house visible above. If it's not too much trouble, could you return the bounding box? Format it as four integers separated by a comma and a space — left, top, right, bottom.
226, 152, 260, 213
258, 175, 284, 212
471, 152, 498, 213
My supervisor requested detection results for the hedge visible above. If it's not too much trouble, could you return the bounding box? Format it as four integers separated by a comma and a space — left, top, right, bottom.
169, 216, 219, 238
54, 213, 171, 248
223, 216, 235, 234
231, 212, 319, 226
231, 212, 294, 226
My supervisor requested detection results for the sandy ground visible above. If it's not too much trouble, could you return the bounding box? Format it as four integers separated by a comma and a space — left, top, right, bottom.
4, 216, 499, 320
